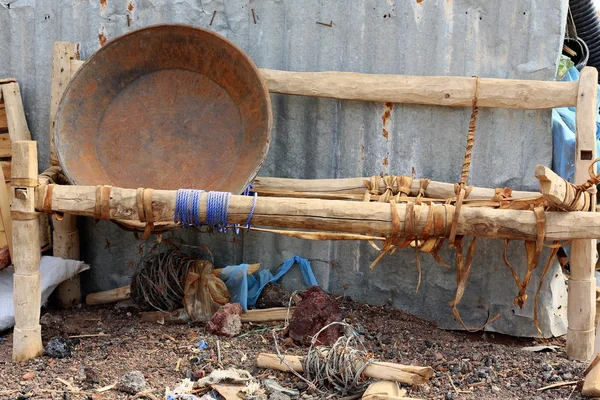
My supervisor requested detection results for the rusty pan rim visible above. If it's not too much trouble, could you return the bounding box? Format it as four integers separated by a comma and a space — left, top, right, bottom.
54, 23, 273, 198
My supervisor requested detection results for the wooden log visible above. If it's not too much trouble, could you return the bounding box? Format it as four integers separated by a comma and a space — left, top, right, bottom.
240, 307, 295, 322
1, 82, 31, 141
259, 69, 578, 110
50, 42, 77, 167
49, 43, 82, 307
140, 306, 292, 324
535, 165, 592, 211
11, 141, 43, 361
52, 214, 81, 307
32, 183, 600, 241
0, 155, 12, 259
86, 264, 260, 305
253, 176, 538, 200
256, 353, 433, 385
568, 67, 598, 362
86, 285, 131, 305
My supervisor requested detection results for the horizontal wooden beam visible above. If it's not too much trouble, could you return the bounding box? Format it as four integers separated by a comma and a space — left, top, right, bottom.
253, 176, 538, 200
33, 183, 600, 241
260, 69, 578, 110
69, 60, 577, 110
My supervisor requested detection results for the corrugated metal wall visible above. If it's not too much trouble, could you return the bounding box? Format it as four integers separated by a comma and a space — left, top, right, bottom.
0, 0, 569, 337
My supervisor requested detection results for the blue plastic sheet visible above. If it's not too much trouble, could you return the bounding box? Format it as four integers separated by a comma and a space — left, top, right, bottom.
552, 66, 600, 183
219, 256, 318, 311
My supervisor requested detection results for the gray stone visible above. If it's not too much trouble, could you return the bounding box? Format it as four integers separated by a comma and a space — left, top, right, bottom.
117, 371, 147, 394
44, 337, 71, 359
563, 372, 574, 380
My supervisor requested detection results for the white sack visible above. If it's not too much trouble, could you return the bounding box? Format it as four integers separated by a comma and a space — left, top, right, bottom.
0, 256, 89, 331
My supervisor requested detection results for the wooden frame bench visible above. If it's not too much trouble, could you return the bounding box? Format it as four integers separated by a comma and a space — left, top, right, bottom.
10, 42, 599, 365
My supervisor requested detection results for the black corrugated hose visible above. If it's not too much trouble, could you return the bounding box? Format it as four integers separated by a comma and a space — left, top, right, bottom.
569, 0, 600, 79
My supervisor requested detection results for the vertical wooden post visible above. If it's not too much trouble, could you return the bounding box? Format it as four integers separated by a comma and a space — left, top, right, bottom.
11, 141, 43, 361
49, 42, 82, 306
52, 214, 80, 306
567, 66, 598, 361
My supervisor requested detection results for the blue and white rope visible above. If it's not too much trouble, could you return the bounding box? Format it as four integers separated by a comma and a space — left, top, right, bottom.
174, 185, 256, 232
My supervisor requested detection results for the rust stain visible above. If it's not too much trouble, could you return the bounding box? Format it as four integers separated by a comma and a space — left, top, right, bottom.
382, 102, 394, 139
99, 0, 107, 11
382, 102, 394, 125
98, 27, 107, 47
360, 144, 365, 161
382, 157, 389, 167
416, 0, 423, 3
127, 1, 135, 11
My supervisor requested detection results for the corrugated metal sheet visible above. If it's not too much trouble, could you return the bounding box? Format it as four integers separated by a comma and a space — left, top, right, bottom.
0, 0, 569, 336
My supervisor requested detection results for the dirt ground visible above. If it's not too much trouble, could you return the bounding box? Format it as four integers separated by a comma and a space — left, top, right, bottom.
0, 298, 589, 400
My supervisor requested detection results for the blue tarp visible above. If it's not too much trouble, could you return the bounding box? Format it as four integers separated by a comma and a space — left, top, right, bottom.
219, 256, 318, 311
552, 67, 600, 183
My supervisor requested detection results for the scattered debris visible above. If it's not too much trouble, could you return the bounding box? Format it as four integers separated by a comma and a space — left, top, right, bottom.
212, 384, 245, 400
362, 381, 407, 400
263, 379, 299, 398
117, 371, 148, 394
256, 282, 292, 308
44, 336, 71, 358
207, 303, 243, 337
522, 345, 561, 352
21, 372, 35, 380
289, 286, 342, 346
197, 368, 253, 387
39, 313, 62, 326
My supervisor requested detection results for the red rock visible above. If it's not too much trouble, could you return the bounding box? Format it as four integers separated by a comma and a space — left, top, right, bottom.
207, 303, 243, 337
21, 372, 35, 380
0, 245, 10, 270
289, 286, 342, 346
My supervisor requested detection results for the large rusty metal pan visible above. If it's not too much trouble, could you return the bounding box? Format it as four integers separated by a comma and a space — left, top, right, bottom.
54, 24, 272, 196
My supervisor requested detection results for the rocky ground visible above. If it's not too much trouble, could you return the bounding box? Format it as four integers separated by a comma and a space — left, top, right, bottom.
0, 297, 589, 400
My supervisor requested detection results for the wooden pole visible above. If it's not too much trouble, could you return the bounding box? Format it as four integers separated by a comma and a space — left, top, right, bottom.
33, 183, 600, 242
535, 165, 592, 211
49, 42, 82, 307
256, 353, 433, 385
11, 141, 43, 361
253, 176, 538, 200
260, 69, 578, 110
568, 67, 598, 361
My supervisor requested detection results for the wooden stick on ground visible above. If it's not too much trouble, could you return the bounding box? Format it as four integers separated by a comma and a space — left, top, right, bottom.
11, 141, 43, 361
256, 353, 433, 386
86, 264, 261, 305
140, 306, 294, 324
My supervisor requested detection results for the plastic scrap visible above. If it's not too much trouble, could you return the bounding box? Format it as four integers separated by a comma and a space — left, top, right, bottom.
219, 256, 318, 311
552, 66, 600, 184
